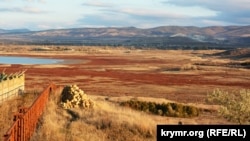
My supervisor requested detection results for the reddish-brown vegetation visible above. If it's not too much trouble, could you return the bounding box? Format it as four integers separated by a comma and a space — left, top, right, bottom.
1, 48, 249, 103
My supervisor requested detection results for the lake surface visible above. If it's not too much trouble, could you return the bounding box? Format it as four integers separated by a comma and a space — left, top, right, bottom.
0, 56, 63, 64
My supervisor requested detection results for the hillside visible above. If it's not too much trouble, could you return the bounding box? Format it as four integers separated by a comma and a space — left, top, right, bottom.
0, 28, 30, 34
0, 26, 250, 49
215, 48, 250, 57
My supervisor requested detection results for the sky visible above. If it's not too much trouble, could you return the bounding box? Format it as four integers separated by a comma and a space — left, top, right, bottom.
0, 0, 250, 31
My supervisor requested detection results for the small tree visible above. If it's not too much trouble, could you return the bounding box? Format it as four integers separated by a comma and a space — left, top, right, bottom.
206, 89, 250, 124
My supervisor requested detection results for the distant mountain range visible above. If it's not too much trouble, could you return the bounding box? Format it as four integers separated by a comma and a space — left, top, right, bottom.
1, 26, 250, 49
0, 29, 30, 34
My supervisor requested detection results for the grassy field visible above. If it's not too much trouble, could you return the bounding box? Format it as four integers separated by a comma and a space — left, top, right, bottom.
0, 45, 249, 140
0, 90, 39, 139
30, 87, 230, 141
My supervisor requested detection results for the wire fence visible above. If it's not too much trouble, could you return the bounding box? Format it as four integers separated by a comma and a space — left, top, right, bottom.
3, 83, 57, 141
0, 74, 25, 104
0, 85, 24, 104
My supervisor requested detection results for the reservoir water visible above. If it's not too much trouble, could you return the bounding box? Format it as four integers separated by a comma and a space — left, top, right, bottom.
0, 56, 63, 65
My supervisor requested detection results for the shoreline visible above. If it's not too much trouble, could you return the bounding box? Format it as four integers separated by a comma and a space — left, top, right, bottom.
0, 46, 249, 104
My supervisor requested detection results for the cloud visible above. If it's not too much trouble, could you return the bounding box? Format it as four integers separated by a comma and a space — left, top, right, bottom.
79, 5, 219, 27
82, 1, 113, 8
77, 8, 199, 28
22, 6, 46, 13
24, 0, 46, 3
0, 6, 46, 14
78, 14, 217, 28
78, 0, 245, 28
0, 0, 46, 2
165, 0, 250, 11
117, 8, 187, 19
164, 0, 250, 25
77, 12, 133, 27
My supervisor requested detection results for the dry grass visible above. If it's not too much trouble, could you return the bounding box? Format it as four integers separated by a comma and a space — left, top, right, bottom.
180, 63, 198, 71
1, 46, 249, 140
1, 82, 232, 141
0, 99, 18, 137
0, 91, 38, 138
31, 88, 156, 141
30, 87, 232, 141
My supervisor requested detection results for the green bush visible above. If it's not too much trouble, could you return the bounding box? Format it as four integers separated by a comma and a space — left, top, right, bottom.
206, 89, 250, 124
120, 100, 199, 118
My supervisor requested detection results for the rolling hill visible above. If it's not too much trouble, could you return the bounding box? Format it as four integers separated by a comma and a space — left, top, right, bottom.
0, 26, 250, 49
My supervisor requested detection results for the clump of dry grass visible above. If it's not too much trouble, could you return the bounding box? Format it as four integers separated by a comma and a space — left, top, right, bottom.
0, 100, 17, 137
31, 88, 156, 141
181, 63, 198, 71
0, 91, 39, 138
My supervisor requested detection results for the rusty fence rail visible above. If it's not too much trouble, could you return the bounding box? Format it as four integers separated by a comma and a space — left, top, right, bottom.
3, 83, 57, 141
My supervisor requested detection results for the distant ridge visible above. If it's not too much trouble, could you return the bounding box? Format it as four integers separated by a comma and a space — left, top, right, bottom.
0, 26, 250, 49
215, 48, 250, 58
0, 29, 30, 34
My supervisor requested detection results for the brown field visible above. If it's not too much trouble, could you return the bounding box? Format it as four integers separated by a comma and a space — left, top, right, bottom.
0, 45, 249, 140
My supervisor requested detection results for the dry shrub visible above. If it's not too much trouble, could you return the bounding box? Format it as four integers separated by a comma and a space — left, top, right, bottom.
207, 89, 250, 124
181, 63, 198, 71
120, 100, 199, 118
